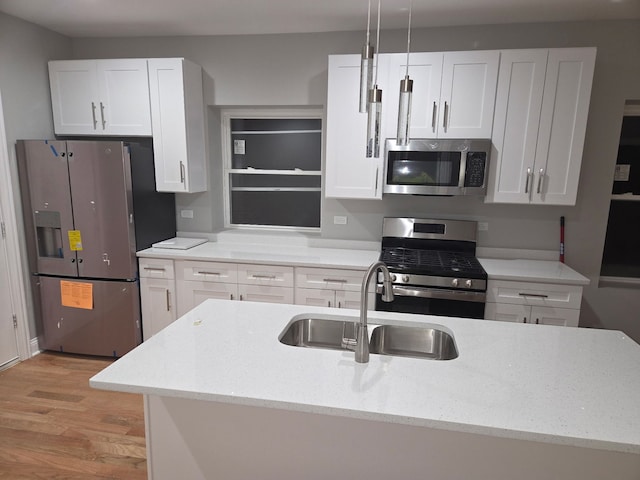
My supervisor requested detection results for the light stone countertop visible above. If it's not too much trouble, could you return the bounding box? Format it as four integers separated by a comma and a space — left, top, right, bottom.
91, 299, 639, 454
138, 240, 589, 285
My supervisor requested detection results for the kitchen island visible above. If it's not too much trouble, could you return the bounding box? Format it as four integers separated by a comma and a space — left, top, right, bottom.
90, 300, 640, 479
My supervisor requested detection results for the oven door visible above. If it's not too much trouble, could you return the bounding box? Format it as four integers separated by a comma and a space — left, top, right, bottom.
375, 285, 486, 319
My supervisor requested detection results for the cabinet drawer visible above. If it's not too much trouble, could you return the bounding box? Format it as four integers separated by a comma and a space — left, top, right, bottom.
175, 260, 237, 283
176, 280, 237, 317
486, 280, 582, 309
139, 258, 174, 279
237, 264, 294, 287
295, 267, 365, 292
238, 284, 294, 304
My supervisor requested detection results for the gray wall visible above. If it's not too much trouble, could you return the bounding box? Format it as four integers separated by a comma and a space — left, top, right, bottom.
2, 12, 639, 342
0, 12, 72, 339
72, 21, 640, 340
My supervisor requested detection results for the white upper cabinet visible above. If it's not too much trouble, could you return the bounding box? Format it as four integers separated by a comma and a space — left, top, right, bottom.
325, 54, 388, 199
148, 58, 207, 193
486, 47, 596, 205
49, 59, 152, 136
384, 50, 499, 140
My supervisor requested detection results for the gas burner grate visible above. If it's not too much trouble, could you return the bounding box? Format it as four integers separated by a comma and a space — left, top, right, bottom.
381, 247, 485, 275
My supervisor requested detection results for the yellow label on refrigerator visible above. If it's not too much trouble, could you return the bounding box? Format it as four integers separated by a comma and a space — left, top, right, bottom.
68, 230, 83, 251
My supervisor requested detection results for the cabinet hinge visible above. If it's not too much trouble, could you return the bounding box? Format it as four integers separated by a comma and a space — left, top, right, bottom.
12, 314, 18, 328
1, 221, 6, 239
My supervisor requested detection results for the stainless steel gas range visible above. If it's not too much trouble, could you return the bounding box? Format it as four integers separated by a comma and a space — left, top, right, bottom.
375, 217, 487, 319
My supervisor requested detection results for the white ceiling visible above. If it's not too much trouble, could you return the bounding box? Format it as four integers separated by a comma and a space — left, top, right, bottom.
0, 0, 639, 37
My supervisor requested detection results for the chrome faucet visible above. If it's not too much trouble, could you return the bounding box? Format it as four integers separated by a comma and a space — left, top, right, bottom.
352, 261, 394, 363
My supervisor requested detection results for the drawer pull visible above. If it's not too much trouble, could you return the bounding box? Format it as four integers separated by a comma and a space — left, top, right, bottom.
323, 278, 348, 283
251, 274, 276, 279
143, 267, 166, 271
518, 293, 549, 298
197, 271, 220, 276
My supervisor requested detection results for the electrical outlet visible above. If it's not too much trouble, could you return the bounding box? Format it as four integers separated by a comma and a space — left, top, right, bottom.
181, 209, 194, 219
478, 222, 489, 231
333, 216, 347, 225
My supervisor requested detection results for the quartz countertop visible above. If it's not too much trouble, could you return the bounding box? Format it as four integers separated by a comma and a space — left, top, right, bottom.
138, 241, 589, 285
91, 300, 639, 454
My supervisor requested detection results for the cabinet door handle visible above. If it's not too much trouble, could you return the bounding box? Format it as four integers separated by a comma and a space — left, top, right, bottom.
536, 318, 540, 324
443, 101, 449, 130
537, 168, 545, 194
239, 294, 243, 301
523, 317, 527, 323
323, 278, 347, 283
230, 293, 234, 300
375, 166, 379, 193
99, 102, 106, 129
180, 161, 185, 183
525, 167, 533, 193
518, 293, 549, 298
166, 289, 171, 311
432, 101, 437, 131
91, 102, 98, 129
338, 301, 342, 308
327, 300, 331, 307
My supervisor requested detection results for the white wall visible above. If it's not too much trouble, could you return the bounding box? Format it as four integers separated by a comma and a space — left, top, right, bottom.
71, 21, 640, 341
0, 12, 72, 340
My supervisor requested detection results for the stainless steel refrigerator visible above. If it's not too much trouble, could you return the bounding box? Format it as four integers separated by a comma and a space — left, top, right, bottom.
17, 139, 176, 357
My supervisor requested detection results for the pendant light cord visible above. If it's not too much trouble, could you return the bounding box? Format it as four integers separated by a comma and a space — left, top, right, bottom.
405, 0, 412, 77
374, 0, 381, 86
366, 0, 371, 46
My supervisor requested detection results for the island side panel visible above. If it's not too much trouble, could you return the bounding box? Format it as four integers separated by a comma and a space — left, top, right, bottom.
144, 395, 640, 480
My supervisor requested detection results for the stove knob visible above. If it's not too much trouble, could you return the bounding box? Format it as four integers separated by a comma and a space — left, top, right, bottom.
451, 278, 459, 287
465, 279, 473, 288
402, 275, 410, 283
391, 274, 397, 282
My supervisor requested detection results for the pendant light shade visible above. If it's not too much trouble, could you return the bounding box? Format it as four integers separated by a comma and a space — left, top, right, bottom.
396, 75, 413, 145
366, 0, 382, 158
359, 1, 374, 113
396, 1, 413, 146
366, 86, 383, 158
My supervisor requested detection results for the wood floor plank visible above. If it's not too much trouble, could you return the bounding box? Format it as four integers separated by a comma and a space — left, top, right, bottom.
0, 352, 147, 479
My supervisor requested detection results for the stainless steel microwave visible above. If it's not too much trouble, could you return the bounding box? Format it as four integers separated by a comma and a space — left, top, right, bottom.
383, 138, 491, 196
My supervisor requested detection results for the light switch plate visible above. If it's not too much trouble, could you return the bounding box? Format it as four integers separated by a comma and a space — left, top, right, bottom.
181, 209, 194, 219
333, 216, 347, 225
478, 222, 489, 231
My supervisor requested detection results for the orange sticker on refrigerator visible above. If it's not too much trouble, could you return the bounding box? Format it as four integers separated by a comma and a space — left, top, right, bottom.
60, 280, 93, 310
68, 230, 83, 251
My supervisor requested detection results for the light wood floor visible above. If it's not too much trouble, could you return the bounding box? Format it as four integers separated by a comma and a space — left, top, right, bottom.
0, 352, 146, 479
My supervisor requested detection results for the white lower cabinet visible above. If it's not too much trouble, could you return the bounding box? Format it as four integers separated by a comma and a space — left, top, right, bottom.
484, 279, 583, 327
294, 267, 372, 310
139, 258, 177, 340
484, 303, 580, 326
174, 260, 294, 318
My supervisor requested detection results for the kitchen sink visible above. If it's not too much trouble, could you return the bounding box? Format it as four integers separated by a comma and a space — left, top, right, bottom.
279, 317, 356, 351
369, 324, 458, 360
279, 317, 458, 360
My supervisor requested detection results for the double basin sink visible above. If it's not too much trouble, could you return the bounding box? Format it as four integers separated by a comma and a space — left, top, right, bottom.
279, 316, 458, 361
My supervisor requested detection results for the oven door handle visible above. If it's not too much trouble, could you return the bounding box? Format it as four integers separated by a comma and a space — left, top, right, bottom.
378, 285, 486, 303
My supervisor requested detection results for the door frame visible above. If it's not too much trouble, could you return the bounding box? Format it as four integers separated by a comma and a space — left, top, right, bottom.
0, 89, 33, 361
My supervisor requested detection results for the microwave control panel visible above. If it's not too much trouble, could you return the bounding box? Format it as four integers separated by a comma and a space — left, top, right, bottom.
464, 152, 487, 187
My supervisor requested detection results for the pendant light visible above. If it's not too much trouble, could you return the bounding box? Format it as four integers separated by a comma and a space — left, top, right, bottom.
396, 0, 413, 146
359, 0, 374, 113
366, 0, 383, 158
